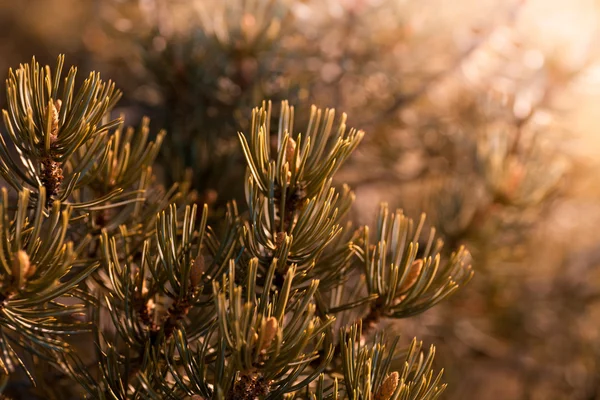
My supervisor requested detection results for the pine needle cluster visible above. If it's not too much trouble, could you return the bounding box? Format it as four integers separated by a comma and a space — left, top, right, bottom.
0, 56, 473, 399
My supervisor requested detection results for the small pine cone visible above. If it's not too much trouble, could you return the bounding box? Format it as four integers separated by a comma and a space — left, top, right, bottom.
398, 259, 423, 294
259, 317, 278, 352
375, 371, 399, 400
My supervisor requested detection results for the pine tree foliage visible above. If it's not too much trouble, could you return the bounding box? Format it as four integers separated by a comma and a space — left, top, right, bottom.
0, 56, 178, 396
138, 0, 294, 202
358, 205, 472, 320
90, 0, 597, 397
0, 56, 472, 399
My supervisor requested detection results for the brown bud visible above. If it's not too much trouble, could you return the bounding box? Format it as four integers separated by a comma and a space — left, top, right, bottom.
11, 250, 34, 288
285, 137, 297, 167
259, 317, 278, 352
398, 259, 422, 294
375, 371, 399, 400
190, 255, 205, 288
49, 99, 61, 142
190, 395, 205, 400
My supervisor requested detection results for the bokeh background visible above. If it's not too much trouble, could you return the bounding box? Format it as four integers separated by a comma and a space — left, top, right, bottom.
2, 0, 600, 399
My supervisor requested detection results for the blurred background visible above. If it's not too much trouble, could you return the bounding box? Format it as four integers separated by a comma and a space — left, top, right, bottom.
2, 0, 600, 398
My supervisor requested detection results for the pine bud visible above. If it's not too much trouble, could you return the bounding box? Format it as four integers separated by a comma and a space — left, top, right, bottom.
190, 255, 205, 288
398, 259, 422, 294
375, 371, 399, 400
285, 137, 297, 167
49, 99, 61, 142
11, 250, 35, 289
259, 317, 278, 352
